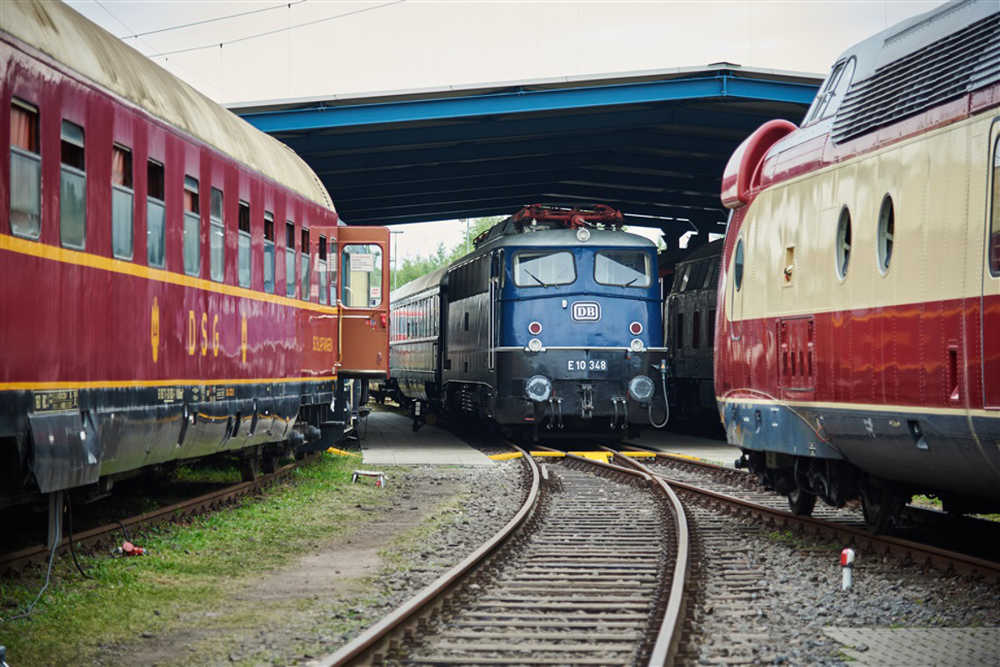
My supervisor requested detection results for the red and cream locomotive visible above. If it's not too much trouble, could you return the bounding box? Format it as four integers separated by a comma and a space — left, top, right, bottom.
715, 0, 1000, 529
1, 2, 389, 523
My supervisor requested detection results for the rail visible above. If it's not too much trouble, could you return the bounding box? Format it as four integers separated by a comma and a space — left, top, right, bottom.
316, 444, 541, 666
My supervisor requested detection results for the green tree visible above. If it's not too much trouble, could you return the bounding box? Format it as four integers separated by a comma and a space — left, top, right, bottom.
391, 216, 503, 290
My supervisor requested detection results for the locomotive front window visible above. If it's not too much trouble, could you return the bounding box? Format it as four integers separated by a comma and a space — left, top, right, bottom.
595, 251, 650, 287
513, 251, 575, 287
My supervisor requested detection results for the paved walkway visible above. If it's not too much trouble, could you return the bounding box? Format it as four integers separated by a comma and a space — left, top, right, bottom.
359, 411, 494, 466
634, 429, 741, 467
823, 626, 1000, 666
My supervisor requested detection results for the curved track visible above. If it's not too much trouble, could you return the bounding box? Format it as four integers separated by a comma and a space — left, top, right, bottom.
319, 446, 690, 666
627, 448, 1000, 581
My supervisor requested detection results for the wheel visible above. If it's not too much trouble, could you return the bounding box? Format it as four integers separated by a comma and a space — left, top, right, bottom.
860, 479, 905, 533
787, 488, 816, 516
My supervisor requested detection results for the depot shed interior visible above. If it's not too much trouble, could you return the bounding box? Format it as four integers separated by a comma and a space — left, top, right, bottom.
232, 65, 821, 244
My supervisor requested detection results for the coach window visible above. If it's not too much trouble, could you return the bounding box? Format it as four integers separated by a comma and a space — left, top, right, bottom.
111, 145, 134, 259
10, 100, 41, 239
285, 221, 297, 298
147, 160, 165, 267
513, 250, 575, 287
341, 244, 383, 307
263, 211, 275, 293
209, 187, 224, 281
991, 136, 1000, 275
182, 176, 200, 276
238, 201, 251, 288
596, 250, 650, 287
876, 194, 894, 274
317, 236, 328, 305
836, 206, 851, 279
301, 228, 311, 300
734, 238, 745, 291
59, 120, 86, 249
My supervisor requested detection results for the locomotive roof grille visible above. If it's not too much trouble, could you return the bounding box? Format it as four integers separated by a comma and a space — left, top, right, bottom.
832, 12, 1000, 144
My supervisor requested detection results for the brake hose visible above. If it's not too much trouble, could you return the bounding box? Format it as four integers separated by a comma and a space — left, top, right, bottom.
649, 359, 670, 429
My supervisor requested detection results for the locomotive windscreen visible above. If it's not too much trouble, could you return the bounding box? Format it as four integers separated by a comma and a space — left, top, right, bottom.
595, 251, 651, 287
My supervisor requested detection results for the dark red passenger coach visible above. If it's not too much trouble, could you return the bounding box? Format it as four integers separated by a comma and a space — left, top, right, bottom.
1, 1, 389, 515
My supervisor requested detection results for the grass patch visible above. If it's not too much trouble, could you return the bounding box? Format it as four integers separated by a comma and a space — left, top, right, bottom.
766, 529, 841, 551
0, 452, 389, 666
171, 461, 243, 485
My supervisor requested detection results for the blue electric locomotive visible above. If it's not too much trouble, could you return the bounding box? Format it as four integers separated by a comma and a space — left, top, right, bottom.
379, 204, 670, 440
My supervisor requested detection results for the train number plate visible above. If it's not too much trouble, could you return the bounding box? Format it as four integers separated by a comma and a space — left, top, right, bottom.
567, 359, 608, 372
572, 301, 601, 321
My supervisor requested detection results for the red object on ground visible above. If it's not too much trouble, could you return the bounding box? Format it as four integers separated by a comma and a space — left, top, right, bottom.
122, 541, 145, 556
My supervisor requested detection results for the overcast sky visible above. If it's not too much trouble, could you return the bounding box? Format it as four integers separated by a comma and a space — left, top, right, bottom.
65, 0, 945, 260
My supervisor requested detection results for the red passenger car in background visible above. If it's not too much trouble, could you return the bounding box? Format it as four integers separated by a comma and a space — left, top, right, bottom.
0, 1, 389, 526
714, 1, 1000, 530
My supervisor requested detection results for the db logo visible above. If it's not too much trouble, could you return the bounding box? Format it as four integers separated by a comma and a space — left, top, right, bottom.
572, 302, 601, 321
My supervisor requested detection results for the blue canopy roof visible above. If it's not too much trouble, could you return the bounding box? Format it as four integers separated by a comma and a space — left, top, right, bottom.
232, 64, 821, 239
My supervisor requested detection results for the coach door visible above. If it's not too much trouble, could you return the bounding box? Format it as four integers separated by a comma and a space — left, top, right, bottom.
336, 227, 390, 377
983, 122, 1000, 409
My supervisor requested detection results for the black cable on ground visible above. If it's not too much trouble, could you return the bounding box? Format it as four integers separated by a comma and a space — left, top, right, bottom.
0, 525, 59, 624
65, 496, 92, 579
117, 520, 132, 543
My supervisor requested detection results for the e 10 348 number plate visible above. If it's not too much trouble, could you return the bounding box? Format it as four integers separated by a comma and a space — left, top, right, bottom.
567, 359, 608, 372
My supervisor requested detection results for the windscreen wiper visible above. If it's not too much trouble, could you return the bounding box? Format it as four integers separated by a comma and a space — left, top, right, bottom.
525, 269, 548, 287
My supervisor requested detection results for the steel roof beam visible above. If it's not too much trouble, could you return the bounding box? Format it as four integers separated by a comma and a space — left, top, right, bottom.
240, 73, 817, 133
336, 190, 723, 224
307, 131, 734, 172
271, 103, 773, 154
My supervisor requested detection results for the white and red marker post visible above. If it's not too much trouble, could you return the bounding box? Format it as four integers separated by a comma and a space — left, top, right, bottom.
840, 547, 856, 590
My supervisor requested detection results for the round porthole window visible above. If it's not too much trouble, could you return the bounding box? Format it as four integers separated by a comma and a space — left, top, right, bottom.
734, 238, 745, 291
836, 206, 852, 279
877, 194, 894, 273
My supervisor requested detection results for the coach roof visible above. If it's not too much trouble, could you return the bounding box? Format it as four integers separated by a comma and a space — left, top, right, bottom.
1, 0, 334, 211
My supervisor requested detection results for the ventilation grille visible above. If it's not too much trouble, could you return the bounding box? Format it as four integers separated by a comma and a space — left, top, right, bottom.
832, 12, 1000, 144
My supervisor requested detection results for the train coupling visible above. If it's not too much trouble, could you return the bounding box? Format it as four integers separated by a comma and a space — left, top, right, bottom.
610, 397, 628, 430
734, 454, 749, 470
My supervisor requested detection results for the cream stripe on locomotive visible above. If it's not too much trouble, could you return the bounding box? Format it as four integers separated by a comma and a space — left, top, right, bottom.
716, 395, 998, 420
726, 108, 997, 322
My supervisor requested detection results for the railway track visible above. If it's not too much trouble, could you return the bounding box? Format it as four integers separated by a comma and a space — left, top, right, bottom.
318, 446, 689, 666
623, 447, 1000, 581
1, 456, 312, 575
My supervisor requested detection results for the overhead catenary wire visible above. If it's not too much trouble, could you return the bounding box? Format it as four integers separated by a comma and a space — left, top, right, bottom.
147, 0, 406, 59
119, 0, 308, 41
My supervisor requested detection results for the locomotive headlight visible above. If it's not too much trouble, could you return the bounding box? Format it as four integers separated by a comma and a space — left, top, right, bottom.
628, 375, 655, 402
525, 375, 552, 402
527, 337, 543, 352
576, 227, 591, 242
629, 338, 645, 352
